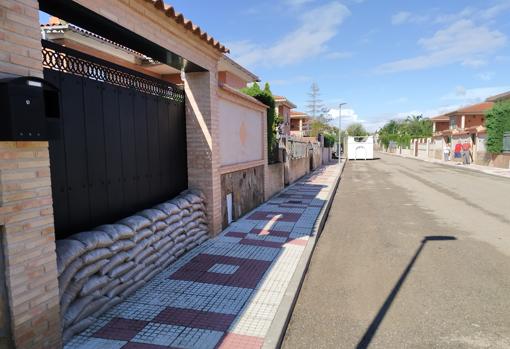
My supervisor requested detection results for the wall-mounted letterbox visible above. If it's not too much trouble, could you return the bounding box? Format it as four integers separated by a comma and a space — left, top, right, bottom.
0, 76, 60, 141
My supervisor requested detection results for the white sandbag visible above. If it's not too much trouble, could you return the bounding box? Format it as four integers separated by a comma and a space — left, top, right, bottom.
117, 215, 151, 231
63, 295, 94, 328
133, 228, 152, 243
143, 253, 159, 266
107, 280, 133, 298
164, 214, 181, 226
108, 261, 135, 279
94, 296, 122, 319
181, 188, 206, 201
127, 239, 150, 260
152, 221, 167, 232
56, 240, 87, 275
186, 242, 198, 251
62, 316, 95, 344
99, 278, 120, 297
60, 278, 87, 317
154, 236, 173, 252
69, 231, 114, 251
121, 280, 145, 298
191, 203, 205, 212
192, 230, 208, 242
197, 235, 209, 245
190, 211, 205, 220
80, 275, 111, 297
146, 234, 161, 246
171, 196, 191, 210
120, 264, 144, 283
73, 259, 108, 282
138, 209, 166, 223
155, 202, 180, 216
134, 246, 155, 264
75, 296, 109, 324
82, 248, 112, 265
179, 209, 191, 219
100, 252, 129, 275
59, 257, 83, 296
182, 192, 203, 205
133, 264, 156, 282
144, 268, 161, 282
173, 234, 186, 244
181, 216, 192, 227
161, 254, 177, 269
109, 239, 135, 253
96, 224, 134, 241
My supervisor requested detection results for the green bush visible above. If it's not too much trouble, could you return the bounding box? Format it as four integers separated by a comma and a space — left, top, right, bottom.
323, 133, 336, 148
241, 82, 278, 161
486, 101, 510, 154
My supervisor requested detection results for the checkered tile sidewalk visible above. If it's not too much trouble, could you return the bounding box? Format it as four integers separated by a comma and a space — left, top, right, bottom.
65, 164, 340, 349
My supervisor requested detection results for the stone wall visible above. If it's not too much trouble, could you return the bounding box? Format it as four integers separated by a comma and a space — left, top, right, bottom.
287, 157, 309, 184
56, 190, 208, 343
220, 165, 265, 228
265, 163, 284, 200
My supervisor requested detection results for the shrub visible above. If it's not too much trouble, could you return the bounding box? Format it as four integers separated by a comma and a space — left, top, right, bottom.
486, 101, 510, 154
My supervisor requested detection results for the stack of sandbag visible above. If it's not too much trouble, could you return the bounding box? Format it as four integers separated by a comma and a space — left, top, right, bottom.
56, 189, 209, 343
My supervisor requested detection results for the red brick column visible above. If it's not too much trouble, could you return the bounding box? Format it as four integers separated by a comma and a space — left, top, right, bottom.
184, 71, 222, 235
0, 1, 62, 348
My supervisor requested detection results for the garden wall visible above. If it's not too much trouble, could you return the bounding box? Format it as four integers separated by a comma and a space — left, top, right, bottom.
265, 162, 284, 200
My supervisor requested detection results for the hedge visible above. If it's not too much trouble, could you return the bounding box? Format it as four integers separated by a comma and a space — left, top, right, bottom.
486, 101, 510, 154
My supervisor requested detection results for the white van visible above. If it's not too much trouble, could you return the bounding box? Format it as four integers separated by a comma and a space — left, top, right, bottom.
347, 136, 374, 160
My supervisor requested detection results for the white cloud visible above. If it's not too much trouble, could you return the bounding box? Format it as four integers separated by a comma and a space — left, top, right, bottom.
391, 11, 428, 25
284, 0, 314, 7
481, 2, 510, 20
441, 85, 510, 104
377, 20, 506, 73
228, 2, 350, 68
477, 72, 495, 81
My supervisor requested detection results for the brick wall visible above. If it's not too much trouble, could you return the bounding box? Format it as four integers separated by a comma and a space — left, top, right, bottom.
0, 143, 61, 349
0, 0, 62, 348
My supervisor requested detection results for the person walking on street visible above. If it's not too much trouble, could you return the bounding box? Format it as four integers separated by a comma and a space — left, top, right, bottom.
454, 142, 462, 162
462, 140, 471, 165
443, 143, 451, 161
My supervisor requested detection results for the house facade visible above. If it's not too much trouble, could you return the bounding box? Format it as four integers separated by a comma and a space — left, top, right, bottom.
290, 111, 311, 137
274, 95, 297, 137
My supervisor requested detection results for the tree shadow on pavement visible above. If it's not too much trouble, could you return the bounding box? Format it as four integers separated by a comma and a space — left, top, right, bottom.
356, 235, 457, 349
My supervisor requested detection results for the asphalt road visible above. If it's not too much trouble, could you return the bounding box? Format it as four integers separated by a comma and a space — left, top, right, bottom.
282, 153, 510, 349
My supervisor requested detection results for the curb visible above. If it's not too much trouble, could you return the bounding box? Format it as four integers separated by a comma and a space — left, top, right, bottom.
381, 151, 510, 179
262, 160, 347, 349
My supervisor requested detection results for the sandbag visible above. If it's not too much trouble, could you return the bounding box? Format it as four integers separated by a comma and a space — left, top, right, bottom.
159, 240, 176, 256
184, 221, 199, 232
60, 278, 87, 317
197, 235, 209, 245
143, 253, 159, 266
96, 224, 134, 241
127, 239, 150, 260
69, 231, 114, 251
161, 255, 177, 269
154, 202, 180, 216
80, 275, 110, 297
73, 259, 108, 282
181, 216, 193, 227
75, 296, 109, 324
164, 214, 181, 226
192, 203, 205, 212
117, 215, 151, 231
133, 228, 152, 243
190, 211, 205, 221
109, 239, 135, 253
120, 264, 144, 283
58, 257, 83, 296
62, 316, 95, 344
138, 209, 166, 223
173, 234, 186, 244
183, 192, 204, 204
100, 252, 129, 275
82, 248, 112, 265
121, 280, 145, 298
171, 196, 191, 210
186, 242, 198, 251
185, 227, 201, 237
144, 268, 161, 282
193, 230, 208, 242
56, 240, 87, 275
94, 296, 122, 319
106, 280, 133, 298
153, 236, 172, 251
133, 264, 156, 282
181, 188, 206, 201
99, 278, 120, 297
153, 221, 167, 232
134, 246, 155, 264
108, 261, 135, 279
63, 295, 94, 328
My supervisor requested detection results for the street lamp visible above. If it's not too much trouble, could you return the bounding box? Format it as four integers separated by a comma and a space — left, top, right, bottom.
338, 102, 347, 163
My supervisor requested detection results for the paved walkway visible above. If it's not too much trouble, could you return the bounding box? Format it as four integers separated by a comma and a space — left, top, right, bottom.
65, 164, 340, 349
385, 151, 510, 178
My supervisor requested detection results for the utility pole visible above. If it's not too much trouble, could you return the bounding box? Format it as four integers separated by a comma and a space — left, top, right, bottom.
338, 103, 346, 163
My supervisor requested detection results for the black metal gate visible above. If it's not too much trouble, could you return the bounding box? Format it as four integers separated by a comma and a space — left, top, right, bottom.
42, 41, 188, 239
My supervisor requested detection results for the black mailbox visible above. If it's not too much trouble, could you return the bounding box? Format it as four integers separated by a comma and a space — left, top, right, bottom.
0, 76, 60, 141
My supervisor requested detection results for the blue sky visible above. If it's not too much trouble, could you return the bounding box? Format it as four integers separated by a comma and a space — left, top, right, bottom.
41, 1, 510, 131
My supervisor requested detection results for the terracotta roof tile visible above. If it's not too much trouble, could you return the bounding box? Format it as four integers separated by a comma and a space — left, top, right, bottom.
456, 102, 494, 114
143, 1, 229, 53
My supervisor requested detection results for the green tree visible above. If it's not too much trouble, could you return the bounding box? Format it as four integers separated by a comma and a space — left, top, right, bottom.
486, 100, 510, 153
377, 114, 432, 149
241, 83, 278, 161
346, 123, 368, 136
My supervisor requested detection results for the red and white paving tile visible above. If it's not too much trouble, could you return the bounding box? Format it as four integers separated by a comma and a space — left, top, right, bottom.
65, 164, 340, 349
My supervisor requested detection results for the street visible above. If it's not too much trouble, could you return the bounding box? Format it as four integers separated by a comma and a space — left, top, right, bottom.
283, 153, 510, 349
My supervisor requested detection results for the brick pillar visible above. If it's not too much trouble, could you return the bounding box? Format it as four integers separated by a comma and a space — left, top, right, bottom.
0, 1, 62, 348
184, 71, 222, 235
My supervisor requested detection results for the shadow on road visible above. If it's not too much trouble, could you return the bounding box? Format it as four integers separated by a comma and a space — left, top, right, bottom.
356, 235, 457, 349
